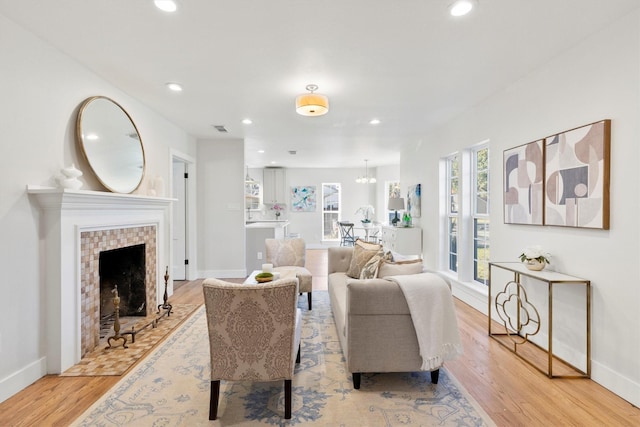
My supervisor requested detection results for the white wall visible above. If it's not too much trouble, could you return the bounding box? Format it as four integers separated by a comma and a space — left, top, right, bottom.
401, 11, 640, 406
196, 139, 245, 278
0, 14, 196, 402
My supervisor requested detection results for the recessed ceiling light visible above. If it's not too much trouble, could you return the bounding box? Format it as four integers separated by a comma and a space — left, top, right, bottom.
154, 0, 177, 13
258, 150, 265, 154
270, 161, 277, 165
166, 82, 183, 92
242, 118, 253, 125
449, 0, 476, 17
370, 119, 381, 125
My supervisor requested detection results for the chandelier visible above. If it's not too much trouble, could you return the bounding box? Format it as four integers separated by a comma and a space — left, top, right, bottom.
355, 159, 376, 184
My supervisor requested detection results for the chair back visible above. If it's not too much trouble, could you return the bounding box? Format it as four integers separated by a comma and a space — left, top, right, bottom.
338, 222, 356, 246
265, 238, 306, 267
202, 278, 299, 382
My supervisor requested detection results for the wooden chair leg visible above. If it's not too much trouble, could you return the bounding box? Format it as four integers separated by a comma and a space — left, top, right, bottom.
431, 369, 440, 384
209, 380, 220, 420
352, 372, 361, 389
284, 379, 292, 419
307, 292, 312, 310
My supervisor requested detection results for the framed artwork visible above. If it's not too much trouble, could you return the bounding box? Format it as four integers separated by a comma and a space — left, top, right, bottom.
406, 184, 421, 218
544, 120, 610, 229
291, 186, 316, 212
503, 140, 544, 225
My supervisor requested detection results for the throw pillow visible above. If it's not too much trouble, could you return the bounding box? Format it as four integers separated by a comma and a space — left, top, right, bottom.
346, 239, 383, 278
359, 250, 393, 279
378, 258, 423, 277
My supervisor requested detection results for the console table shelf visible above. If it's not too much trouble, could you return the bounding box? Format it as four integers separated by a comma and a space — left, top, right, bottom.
488, 262, 591, 379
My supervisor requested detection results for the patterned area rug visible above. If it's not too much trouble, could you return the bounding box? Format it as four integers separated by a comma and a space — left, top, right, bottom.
71, 292, 495, 426
62, 304, 199, 376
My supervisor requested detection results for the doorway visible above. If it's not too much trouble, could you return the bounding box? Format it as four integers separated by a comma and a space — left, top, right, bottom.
172, 158, 188, 280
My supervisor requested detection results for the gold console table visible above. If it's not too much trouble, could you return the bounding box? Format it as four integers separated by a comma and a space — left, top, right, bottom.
488, 262, 590, 378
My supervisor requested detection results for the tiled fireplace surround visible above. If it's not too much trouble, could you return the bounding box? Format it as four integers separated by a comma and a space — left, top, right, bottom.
80, 226, 157, 357
28, 187, 173, 374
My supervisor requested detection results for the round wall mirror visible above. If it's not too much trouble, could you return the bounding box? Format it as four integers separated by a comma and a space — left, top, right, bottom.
76, 96, 146, 193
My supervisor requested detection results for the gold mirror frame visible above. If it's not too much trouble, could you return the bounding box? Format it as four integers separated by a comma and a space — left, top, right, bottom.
76, 96, 146, 193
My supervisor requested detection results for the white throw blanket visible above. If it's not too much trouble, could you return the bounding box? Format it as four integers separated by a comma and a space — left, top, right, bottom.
387, 273, 463, 371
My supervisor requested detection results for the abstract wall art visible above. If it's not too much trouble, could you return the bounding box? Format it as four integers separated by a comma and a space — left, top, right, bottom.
503, 140, 544, 225
406, 184, 421, 218
291, 185, 316, 212
544, 120, 610, 229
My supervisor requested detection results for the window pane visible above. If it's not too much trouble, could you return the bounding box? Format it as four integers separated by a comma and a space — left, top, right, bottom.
476, 192, 488, 215
449, 217, 458, 272
323, 184, 339, 211
322, 183, 340, 241
474, 218, 490, 284
323, 213, 339, 240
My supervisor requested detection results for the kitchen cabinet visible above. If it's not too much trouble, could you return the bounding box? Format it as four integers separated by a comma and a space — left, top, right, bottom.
381, 225, 422, 256
263, 167, 287, 204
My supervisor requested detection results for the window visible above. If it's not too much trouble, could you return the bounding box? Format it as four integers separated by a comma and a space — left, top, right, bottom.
442, 143, 490, 285
473, 146, 490, 284
446, 155, 460, 273
322, 183, 340, 241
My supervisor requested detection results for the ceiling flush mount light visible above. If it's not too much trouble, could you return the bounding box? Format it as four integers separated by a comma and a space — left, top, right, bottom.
242, 118, 253, 124
449, 0, 476, 17
355, 159, 377, 184
166, 82, 183, 92
296, 84, 329, 116
154, 0, 177, 12
370, 119, 381, 125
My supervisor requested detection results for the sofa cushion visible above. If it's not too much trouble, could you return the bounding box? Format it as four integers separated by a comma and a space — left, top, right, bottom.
359, 250, 392, 279
378, 258, 424, 277
346, 239, 382, 278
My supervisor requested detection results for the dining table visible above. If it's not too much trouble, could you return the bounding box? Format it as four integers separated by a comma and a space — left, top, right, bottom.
353, 223, 382, 243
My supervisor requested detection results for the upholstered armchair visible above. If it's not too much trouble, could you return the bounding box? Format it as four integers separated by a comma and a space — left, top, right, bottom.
265, 238, 313, 309
202, 278, 302, 420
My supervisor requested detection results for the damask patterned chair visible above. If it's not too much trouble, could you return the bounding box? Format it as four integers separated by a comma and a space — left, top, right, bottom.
202, 278, 302, 420
265, 238, 313, 310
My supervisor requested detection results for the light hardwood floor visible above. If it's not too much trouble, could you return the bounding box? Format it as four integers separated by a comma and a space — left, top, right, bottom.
1, 249, 638, 426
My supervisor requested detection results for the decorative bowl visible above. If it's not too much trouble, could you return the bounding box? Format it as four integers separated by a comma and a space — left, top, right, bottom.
255, 272, 274, 283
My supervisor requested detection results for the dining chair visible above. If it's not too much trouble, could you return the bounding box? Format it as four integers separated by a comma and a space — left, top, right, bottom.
338, 222, 357, 246
202, 278, 302, 420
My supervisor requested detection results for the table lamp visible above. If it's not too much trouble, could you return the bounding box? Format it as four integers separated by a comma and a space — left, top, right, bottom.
388, 197, 405, 226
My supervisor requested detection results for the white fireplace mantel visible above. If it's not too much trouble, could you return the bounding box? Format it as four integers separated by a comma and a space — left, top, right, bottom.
27, 185, 175, 374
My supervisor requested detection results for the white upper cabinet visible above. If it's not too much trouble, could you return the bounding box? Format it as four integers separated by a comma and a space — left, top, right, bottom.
263, 168, 287, 204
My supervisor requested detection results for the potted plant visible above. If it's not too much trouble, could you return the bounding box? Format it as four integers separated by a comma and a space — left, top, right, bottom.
271, 203, 284, 219
519, 245, 551, 271
355, 205, 375, 227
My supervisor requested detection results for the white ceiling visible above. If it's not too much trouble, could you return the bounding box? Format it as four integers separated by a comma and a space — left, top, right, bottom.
1, 0, 637, 168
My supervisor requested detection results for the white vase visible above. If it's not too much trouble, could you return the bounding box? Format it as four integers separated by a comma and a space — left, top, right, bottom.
59, 164, 83, 189
524, 259, 545, 271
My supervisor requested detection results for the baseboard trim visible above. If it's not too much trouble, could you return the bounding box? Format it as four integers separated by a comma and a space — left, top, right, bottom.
591, 360, 640, 407
0, 357, 47, 404
442, 273, 489, 315
198, 269, 247, 279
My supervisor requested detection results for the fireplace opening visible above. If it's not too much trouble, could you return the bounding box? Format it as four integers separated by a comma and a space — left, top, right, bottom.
99, 244, 146, 335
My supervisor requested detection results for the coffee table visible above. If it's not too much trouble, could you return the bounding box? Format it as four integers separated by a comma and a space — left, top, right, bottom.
244, 270, 297, 285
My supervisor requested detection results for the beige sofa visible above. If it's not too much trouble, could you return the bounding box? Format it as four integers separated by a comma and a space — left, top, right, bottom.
327, 246, 439, 389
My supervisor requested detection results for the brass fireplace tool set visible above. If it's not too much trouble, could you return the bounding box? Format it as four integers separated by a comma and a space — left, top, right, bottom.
106, 266, 173, 349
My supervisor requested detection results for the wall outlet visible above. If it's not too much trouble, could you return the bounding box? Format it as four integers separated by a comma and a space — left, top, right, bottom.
257, 251, 263, 260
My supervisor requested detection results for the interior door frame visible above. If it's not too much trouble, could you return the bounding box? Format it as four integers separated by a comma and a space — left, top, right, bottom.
170, 149, 197, 282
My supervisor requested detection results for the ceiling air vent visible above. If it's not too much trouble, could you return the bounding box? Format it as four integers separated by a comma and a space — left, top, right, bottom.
288, 150, 297, 155
212, 125, 228, 133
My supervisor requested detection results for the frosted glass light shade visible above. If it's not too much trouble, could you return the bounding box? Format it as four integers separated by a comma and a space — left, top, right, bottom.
296, 93, 329, 116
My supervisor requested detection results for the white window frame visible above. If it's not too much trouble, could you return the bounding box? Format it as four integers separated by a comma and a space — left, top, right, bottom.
321, 183, 341, 241
440, 141, 490, 286
472, 144, 490, 285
